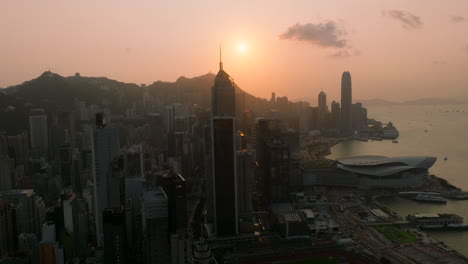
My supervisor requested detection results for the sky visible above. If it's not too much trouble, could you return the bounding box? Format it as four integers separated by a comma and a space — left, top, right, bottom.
1, 0, 468, 103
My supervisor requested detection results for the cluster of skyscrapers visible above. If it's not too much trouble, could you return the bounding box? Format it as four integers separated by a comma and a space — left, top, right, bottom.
0, 50, 370, 263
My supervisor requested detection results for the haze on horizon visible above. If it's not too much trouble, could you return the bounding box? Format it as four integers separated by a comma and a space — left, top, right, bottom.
1, 0, 468, 102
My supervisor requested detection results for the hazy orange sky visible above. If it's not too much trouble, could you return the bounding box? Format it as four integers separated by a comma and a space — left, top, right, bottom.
1, 0, 468, 103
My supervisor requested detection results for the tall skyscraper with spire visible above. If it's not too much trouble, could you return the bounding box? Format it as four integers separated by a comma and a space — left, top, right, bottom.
210, 49, 238, 237
340, 71, 352, 134
211, 46, 236, 117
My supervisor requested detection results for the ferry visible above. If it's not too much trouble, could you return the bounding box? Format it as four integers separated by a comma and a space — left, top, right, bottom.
444, 191, 468, 200
420, 224, 468, 230
420, 224, 445, 230
413, 194, 447, 204
381, 122, 399, 139
399, 191, 440, 197
446, 224, 468, 230
408, 213, 463, 229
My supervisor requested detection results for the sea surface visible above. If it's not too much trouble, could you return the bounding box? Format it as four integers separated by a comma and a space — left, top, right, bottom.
327, 104, 468, 256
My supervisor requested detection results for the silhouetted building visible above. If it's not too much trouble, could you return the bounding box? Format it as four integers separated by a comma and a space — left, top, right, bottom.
340, 72, 352, 135
59, 145, 73, 188
91, 113, 120, 246
318, 91, 328, 128
211, 55, 236, 117
29, 109, 49, 160
0, 157, 13, 191
142, 187, 169, 263
0, 198, 15, 257
147, 113, 164, 149
331, 101, 340, 129
211, 117, 238, 236
1, 190, 41, 235
236, 150, 254, 214
103, 208, 126, 264
318, 91, 328, 113
264, 137, 290, 203
351, 103, 363, 130
18, 233, 39, 264
7, 131, 29, 167
160, 173, 186, 234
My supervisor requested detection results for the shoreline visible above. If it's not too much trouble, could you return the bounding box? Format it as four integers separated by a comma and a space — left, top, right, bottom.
302, 136, 468, 260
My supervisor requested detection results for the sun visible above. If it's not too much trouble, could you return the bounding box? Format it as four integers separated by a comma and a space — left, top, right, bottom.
238, 43, 247, 52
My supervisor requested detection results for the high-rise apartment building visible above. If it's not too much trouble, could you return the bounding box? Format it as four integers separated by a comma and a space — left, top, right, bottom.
29, 109, 49, 160
91, 113, 120, 247
340, 72, 352, 135
142, 187, 169, 263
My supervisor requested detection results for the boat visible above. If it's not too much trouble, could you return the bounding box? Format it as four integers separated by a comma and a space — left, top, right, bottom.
420, 224, 445, 230
447, 224, 468, 230
444, 191, 468, 200
392, 140, 398, 143
413, 194, 447, 204
420, 224, 468, 230
444, 157, 448, 161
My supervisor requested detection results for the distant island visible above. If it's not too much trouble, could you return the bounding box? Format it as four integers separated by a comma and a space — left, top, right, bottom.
358, 97, 468, 106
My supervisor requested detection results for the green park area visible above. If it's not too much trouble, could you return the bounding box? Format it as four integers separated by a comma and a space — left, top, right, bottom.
374, 225, 417, 243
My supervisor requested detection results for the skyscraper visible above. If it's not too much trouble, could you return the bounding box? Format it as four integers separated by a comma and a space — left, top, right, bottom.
1, 189, 39, 234
211, 117, 238, 236
331, 101, 341, 129
29, 109, 49, 160
91, 113, 120, 247
103, 208, 126, 264
210, 53, 238, 237
318, 91, 328, 114
340, 72, 352, 135
59, 145, 73, 188
211, 51, 236, 117
142, 187, 169, 263
0, 157, 13, 191
0, 197, 15, 257
160, 172, 186, 234
318, 91, 328, 128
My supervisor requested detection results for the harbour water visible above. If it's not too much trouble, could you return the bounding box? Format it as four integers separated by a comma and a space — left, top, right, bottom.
327, 104, 468, 256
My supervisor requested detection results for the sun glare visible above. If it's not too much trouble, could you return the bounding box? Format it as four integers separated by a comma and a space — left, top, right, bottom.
238, 43, 247, 52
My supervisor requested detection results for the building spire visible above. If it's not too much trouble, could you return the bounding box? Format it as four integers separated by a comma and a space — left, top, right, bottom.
219, 44, 223, 71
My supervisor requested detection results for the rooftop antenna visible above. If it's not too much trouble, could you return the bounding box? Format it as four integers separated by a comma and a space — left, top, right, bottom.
219, 44, 223, 71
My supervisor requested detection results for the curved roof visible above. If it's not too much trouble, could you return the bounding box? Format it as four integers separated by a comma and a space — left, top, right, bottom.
336, 155, 437, 177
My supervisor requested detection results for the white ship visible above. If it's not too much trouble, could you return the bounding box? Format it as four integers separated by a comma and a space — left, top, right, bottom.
414, 194, 447, 204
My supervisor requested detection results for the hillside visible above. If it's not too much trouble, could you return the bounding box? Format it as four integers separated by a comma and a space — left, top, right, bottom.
0, 71, 264, 134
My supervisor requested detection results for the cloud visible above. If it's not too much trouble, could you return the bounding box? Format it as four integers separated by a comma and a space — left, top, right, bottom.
330, 50, 351, 57
279, 21, 348, 48
330, 49, 362, 58
383, 10, 423, 29
451, 16, 465, 23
